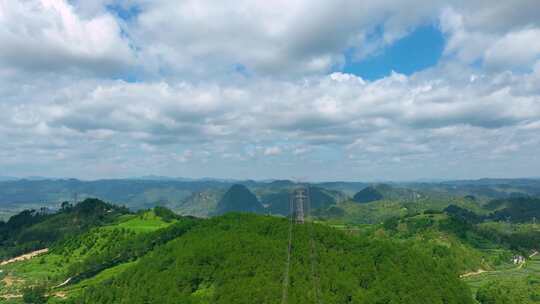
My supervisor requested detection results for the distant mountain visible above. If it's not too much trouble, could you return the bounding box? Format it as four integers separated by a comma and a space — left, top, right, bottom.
353, 186, 384, 203
2, 177, 540, 219
261, 186, 340, 216
0, 176, 18, 181
0, 179, 231, 208
129, 175, 195, 181
215, 184, 264, 215
172, 189, 226, 218
309, 187, 343, 209
316, 181, 369, 196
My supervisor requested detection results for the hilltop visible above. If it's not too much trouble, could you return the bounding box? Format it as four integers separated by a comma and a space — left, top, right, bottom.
0, 199, 128, 260
69, 214, 473, 303
214, 184, 264, 215
352, 186, 383, 203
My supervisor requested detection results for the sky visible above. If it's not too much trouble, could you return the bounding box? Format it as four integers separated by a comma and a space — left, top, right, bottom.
1, 0, 540, 181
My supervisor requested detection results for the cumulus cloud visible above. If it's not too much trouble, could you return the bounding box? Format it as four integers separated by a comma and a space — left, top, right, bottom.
1, 0, 540, 180
484, 29, 540, 70
113, 0, 451, 77
2, 68, 539, 173
440, 6, 540, 71
0, 0, 135, 75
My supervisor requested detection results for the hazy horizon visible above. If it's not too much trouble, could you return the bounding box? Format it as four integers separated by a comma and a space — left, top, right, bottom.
2, 174, 540, 184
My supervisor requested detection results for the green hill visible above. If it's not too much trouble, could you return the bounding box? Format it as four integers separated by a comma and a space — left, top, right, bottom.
352, 186, 384, 203
72, 213, 473, 304
0, 206, 195, 302
214, 184, 264, 215
0, 199, 129, 259
3, 197, 539, 303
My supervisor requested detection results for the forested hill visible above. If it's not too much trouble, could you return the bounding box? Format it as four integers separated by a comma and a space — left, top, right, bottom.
0, 199, 129, 259
73, 213, 473, 304
214, 184, 264, 215
352, 186, 384, 203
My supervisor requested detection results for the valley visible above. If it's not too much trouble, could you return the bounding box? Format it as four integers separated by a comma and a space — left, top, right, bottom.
0, 179, 539, 303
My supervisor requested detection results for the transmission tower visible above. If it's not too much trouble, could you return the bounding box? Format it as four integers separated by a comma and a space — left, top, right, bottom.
293, 187, 308, 224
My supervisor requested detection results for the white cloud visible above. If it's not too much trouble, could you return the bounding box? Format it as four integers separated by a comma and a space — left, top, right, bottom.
0, 0, 135, 74
440, 6, 540, 71
121, 0, 448, 77
264, 147, 282, 156
484, 28, 540, 70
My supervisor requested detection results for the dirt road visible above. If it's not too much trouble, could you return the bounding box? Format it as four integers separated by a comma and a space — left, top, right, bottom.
0, 248, 49, 266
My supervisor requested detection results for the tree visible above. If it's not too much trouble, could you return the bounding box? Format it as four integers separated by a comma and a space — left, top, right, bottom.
22, 285, 47, 304
60, 201, 72, 211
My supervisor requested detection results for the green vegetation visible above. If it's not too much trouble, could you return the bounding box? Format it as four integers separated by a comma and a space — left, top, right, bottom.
56, 213, 198, 284
487, 197, 540, 222
113, 211, 171, 232
379, 213, 488, 273
1, 184, 539, 304
319, 198, 540, 303
352, 186, 383, 203
214, 184, 264, 215
0, 199, 129, 260
59, 261, 137, 300
476, 278, 540, 304
22, 285, 47, 304
464, 254, 540, 303
0, 202, 190, 303
69, 214, 472, 303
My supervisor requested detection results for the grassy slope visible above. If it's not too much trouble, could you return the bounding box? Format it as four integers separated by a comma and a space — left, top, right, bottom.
112, 212, 171, 232
0, 210, 174, 303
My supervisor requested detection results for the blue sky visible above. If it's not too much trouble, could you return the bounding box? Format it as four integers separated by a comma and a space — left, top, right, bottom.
107, 4, 141, 22
1, 1, 540, 181
343, 25, 445, 80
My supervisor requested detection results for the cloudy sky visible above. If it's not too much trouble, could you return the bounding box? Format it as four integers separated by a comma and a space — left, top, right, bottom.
1, 0, 540, 181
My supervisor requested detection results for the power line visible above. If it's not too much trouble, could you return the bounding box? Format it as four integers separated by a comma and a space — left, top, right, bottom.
306, 186, 323, 304
308, 221, 323, 304
281, 192, 294, 304
282, 184, 323, 304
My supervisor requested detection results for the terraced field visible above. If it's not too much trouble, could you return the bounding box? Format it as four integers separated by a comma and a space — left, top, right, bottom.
463, 253, 540, 301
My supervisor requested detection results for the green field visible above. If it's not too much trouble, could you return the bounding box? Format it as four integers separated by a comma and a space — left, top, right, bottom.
463, 253, 540, 302
109, 211, 173, 232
